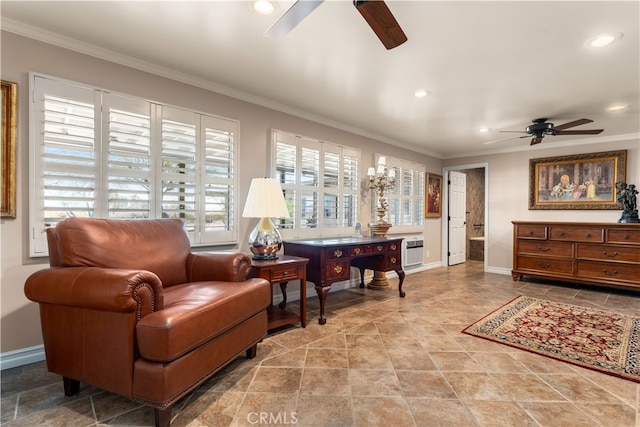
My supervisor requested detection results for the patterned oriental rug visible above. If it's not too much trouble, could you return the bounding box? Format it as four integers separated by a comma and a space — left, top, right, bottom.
463, 295, 639, 383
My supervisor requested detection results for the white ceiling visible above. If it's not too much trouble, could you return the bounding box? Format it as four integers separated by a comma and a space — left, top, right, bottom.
2, 1, 639, 158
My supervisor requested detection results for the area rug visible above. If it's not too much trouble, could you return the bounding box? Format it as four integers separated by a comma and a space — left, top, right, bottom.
462, 295, 639, 383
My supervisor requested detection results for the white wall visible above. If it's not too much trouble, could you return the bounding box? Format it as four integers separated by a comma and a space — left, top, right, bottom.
0, 31, 436, 356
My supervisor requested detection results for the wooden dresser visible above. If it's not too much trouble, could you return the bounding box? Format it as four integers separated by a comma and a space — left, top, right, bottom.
512, 221, 640, 291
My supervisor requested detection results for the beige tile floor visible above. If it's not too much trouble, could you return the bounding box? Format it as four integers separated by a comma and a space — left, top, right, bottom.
2, 261, 639, 426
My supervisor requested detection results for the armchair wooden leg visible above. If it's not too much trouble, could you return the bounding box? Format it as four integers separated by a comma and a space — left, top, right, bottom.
246, 343, 258, 359
154, 407, 172, 427
63, 377, 80, 396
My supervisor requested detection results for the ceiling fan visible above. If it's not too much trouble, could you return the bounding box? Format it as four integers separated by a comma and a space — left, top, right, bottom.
485, 118, 604, 146
264, 0, 407, 50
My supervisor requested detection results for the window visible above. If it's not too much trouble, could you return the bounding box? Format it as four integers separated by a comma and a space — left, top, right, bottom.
29, 74, 238, 256
385, 156, 425, 231
272, 130, 359, 238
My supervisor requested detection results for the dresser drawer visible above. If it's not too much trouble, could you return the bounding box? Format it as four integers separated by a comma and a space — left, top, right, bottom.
517, 225, 547, 239
606, 228, 640, 245
549, 226, 604, 243
577, 261, 640, 283
577, 244, 640, 263
325, 260, 351, 280
517, 240, 573, 258
515, 255, 574, 275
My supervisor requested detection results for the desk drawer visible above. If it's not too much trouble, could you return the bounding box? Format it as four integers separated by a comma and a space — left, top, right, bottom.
326, 247, 348, 259
517, 240, 573, 258
577, 244, 640, 263
326, 260, 351, 280
271, 267, 300, 282
550, 226, 603, 243
516, 255, 573, 275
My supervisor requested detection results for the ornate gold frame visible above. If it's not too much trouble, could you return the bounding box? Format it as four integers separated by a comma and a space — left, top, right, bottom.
1, 80, 17, 218
529, 150, 626, 210
425, 173, 442, 218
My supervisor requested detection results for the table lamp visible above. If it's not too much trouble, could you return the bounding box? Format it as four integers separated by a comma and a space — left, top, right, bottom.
242, 177, 290, 260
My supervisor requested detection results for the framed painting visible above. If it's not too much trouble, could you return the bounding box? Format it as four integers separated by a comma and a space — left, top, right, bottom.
529, 150, 626, 210
426, 173, 442, 218
1, 80, 17, 218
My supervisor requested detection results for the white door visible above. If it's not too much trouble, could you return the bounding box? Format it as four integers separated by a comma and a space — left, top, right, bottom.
448, 171, 466, 265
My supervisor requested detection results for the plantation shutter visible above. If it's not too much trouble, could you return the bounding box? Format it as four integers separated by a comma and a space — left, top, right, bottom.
342, 148, 359, 228
274, 133, 297, 230
31, 77, 100, 255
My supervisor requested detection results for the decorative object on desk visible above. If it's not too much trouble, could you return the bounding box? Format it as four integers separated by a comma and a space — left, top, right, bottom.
367, 156, 396, 236
616, 182, 639, 223
463, 295, 639, 383
529, 150, 626, 210
366, 156, 396, 290
1, 80, 17, 219
425, 173, 442, 218
242, 177, 290, 260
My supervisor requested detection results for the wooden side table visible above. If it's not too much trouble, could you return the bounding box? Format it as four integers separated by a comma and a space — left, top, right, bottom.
250, 255, 308, 329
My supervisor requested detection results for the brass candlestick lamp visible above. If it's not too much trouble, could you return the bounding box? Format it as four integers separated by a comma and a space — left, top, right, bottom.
366, 156, 396, 289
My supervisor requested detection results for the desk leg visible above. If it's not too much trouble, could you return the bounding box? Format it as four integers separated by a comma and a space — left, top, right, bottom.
278, 281, 288, 309
357, 267, 366, 288
315, 285, 330, 325
300, 278, 307, 328
396, 269, 406, 298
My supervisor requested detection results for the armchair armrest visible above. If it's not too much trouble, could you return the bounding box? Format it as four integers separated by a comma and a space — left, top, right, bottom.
186, 252, 252, 282
25, 267, 164, 319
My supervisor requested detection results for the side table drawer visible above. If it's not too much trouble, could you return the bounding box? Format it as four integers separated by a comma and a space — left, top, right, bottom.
271, 267, 300, 282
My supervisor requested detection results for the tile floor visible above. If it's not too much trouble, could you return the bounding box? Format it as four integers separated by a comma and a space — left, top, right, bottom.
2, 261, 639, 426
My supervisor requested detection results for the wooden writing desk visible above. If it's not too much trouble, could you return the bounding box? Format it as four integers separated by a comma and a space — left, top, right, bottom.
283, 237, 405, 325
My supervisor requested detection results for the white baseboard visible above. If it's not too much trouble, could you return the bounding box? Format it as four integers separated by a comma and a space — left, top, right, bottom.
486, 266, 512, 276
0, 345, 45, 371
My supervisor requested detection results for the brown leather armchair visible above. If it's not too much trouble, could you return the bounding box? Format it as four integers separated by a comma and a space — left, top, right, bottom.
25, 218, 271, 426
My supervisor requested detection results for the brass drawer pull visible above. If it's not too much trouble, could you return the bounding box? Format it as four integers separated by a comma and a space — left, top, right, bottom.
353, 248, 361, 254
390, 244, 397, 250
624, 233, 630, 240
537, 246, 551, 252
559, 232, 565, 237
376, 245, 383, 251
602, 269, 618, 276
528, 231, 534, 235
334, 249, 342, 258
586, 233, 592, 238
537, 262, 551, 269
602, 251, 618, 258
334, 265, 343, 274
390, 256, 397, 264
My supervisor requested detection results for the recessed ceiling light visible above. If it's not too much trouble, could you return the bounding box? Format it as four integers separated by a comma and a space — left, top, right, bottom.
608, 104, 628, 112
254, 1, 276, 15
414, 89, 430, 98
478, 127, 490, 133
585, 32, 623, 48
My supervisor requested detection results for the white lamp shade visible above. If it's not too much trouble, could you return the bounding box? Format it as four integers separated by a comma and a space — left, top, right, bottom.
242, 178, 290, 218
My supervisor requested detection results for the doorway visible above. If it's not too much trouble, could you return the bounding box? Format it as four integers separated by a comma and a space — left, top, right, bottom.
441, 163, 489, 271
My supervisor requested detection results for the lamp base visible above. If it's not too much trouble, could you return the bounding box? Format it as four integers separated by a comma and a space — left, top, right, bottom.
248, 217, 282, 260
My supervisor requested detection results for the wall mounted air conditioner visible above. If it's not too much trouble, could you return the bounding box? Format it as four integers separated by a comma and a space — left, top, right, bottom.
401, 235, 424, 267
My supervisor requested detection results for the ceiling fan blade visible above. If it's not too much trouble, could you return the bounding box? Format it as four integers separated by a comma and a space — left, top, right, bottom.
555, 129, 604, 135
499, 130, 528, 134
552, 118, 593, 131
353, 1, 407, 49
264, 0, 324, 38
530, 137, 544, 145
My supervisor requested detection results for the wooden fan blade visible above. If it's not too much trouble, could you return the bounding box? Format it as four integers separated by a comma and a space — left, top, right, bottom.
264, 0, 324, 38
353, 1, 407, 49
530, 137, 543, 145
552, 118, 593, 131
555, 129, 604, 135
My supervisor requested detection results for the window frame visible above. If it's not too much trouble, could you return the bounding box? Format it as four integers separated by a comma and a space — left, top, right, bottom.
381, 154, 425, 233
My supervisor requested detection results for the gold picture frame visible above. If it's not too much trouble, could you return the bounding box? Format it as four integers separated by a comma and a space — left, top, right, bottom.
425, 173, 442, 218
529, 150, 626, 210
1, 80, 17, 219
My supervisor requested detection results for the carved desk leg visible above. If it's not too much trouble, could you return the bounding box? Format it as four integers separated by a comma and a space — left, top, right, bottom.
396, 269, 406, 297
357, 266, 366, 288
315, 285, 331, 325
278, 281, 288, 309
